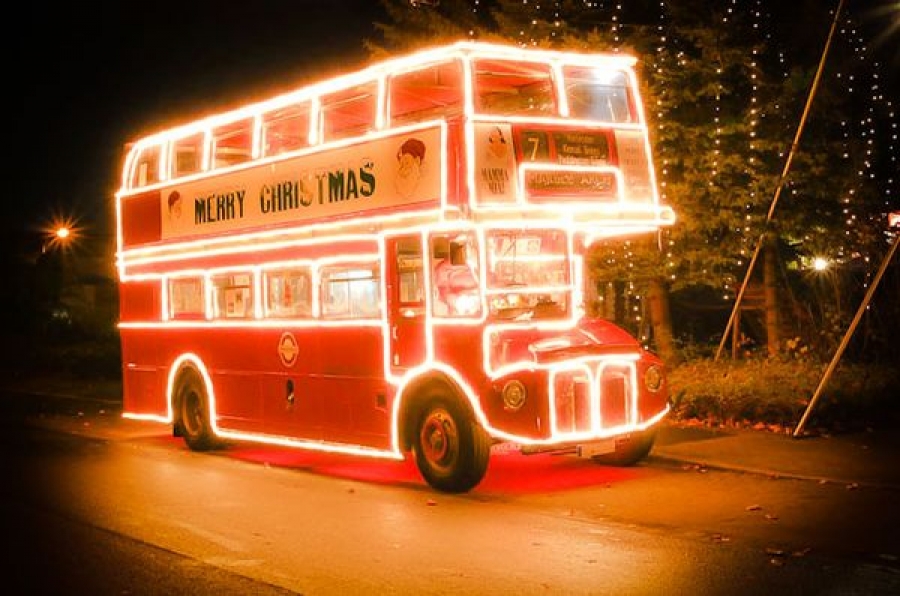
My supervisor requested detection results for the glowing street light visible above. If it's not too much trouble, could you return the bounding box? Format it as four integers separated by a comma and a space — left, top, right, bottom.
812, 256, 830, 271
41, 215, 80, 253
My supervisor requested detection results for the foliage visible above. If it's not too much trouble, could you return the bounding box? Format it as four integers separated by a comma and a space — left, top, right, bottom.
668, 357, 900, 432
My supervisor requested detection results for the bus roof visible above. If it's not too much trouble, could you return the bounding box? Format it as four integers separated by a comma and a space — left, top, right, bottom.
123, 40, 637, 151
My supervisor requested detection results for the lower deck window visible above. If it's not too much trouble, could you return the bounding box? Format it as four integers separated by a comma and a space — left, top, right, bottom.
211, 273, 254, 319
321, 264, 381, 319
265, 268, 312, 318
167, 276, 204, 319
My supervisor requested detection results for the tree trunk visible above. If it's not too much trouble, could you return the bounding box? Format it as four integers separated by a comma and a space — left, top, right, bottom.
647, 276, 678, 365
763, 234, 780, 357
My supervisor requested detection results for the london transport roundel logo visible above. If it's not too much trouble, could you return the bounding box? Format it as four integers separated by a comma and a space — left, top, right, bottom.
277, 332, 299, 368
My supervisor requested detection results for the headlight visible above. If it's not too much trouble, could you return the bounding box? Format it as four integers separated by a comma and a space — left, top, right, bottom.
501, 380, 527, 411
644, 365, 663, 393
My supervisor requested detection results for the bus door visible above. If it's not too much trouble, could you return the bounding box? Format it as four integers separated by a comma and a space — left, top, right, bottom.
385, 234, 427, 374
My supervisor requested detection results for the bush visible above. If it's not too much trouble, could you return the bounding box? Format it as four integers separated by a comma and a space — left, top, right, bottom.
668, 358, 900, 432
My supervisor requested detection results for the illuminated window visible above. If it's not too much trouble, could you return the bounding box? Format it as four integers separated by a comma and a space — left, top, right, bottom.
211, 272, 255, 319
486, 229, 569, 321
264, 267, 312, 318
431, 233, 482, 318
473, 59, 556, 116
319, 83, 378, 142
396, 237, 425, 308
212, 118, 253, 168
261, 102, 310, 156
171, 132, 206, 178
320, 264, 381, 319
564, 66, 633, 123
389, 60, 463, 125
130, 144, 161, 188
168, 276, 204, 319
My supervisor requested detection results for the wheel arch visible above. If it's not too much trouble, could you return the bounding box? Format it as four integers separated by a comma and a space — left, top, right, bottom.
166, 353, 216, 433
393, 366, 487, 453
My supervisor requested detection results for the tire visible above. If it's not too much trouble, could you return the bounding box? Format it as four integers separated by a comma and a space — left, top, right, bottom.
413, 394, 491, 493
591, 428, 657, 466
176, 371, 218, 451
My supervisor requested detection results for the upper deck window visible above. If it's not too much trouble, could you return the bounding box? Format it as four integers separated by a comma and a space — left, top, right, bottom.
320, 83, 378, 142
212, 118, 253, 168
389, 60, 463, 125
261, 102, 311, 156
129, 144, 161, 188
171, 132, 206, 178
473, 59, 556, 117
564, 66, 633, 123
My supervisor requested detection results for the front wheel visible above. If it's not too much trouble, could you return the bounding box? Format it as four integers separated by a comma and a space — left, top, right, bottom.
176, 371, 218, 451
591, 428, 657, 466
413, 396, 491, 493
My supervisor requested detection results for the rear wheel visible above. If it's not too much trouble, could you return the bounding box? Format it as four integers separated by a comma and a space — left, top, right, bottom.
176, 371, 218, 451
413, 395, 490, 493
591, 428, 657, 466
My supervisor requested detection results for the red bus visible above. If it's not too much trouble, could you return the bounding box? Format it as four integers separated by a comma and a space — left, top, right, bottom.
116, 41, 675, 492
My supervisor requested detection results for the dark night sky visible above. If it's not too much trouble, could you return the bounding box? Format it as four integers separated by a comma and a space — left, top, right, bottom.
8, 1, 898, 246
10, 1, 386, 241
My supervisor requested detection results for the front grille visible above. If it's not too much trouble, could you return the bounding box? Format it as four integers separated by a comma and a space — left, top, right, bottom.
553, 370, 591, 433
550, 361, 636, 436
599, 364, 632, 428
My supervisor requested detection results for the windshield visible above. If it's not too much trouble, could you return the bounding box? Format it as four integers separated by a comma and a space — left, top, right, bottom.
564, 65, 633, 123
486, 230, 570, 321
473, 59, 556, 116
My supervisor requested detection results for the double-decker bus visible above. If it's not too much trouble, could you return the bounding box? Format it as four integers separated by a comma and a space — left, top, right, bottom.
116, 41, 675, 493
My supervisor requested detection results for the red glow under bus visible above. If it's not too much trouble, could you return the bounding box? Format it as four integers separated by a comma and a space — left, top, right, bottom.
115, 41, 675, 492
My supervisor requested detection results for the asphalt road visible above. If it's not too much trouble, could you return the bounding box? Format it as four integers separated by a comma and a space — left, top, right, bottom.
3, 391, 899, 595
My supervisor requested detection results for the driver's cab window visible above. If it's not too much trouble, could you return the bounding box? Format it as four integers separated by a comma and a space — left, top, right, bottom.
430, 233, 481, 317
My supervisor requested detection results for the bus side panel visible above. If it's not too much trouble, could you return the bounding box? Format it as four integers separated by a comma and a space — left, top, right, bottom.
195, 328, 264, 433
120, 329, 167, 418
257, 327, 322, 441
120, 191, 162, 248
314, 325, 391, 450
431, 324, 493, 398
445, 120, 467, 210
118, 280, 160, 322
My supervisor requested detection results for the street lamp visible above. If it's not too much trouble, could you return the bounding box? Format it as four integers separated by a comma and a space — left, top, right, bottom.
812, 256, 830, 271
41, 217, 79, 253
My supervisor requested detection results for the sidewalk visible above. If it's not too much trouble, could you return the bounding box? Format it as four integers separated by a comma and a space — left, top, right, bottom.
654, 420, 900, 490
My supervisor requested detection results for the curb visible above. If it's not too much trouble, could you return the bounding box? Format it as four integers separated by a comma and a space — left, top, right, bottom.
649, 452, 900, 492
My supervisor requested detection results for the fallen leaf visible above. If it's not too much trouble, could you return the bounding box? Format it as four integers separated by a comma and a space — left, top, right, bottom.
792, 548, 812, 557
426, 499, 437, 506
746, 504, 762, 511
765, 514, 779, 521
765, 547, 785, 557
846, 483, 859, 490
